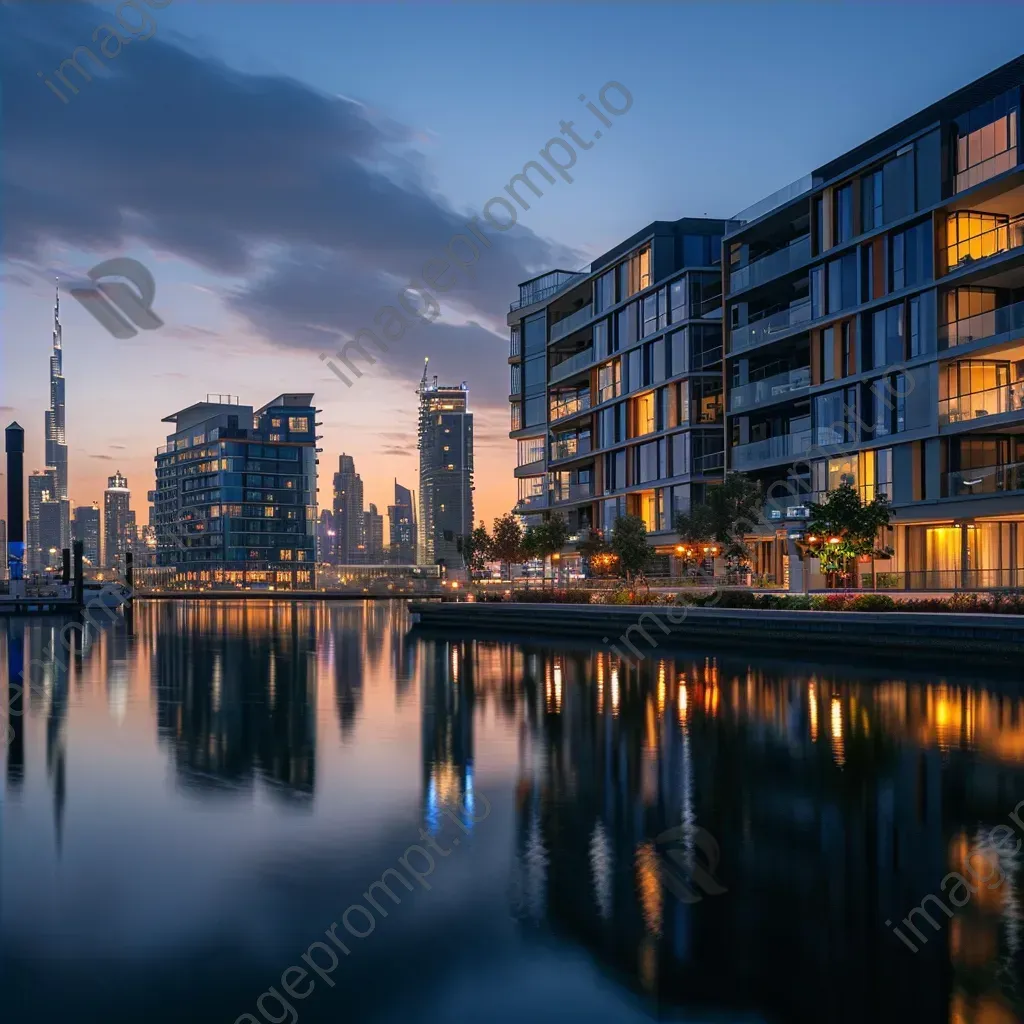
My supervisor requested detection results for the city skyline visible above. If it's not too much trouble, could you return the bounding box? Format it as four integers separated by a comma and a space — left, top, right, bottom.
7, 4, 1024, 537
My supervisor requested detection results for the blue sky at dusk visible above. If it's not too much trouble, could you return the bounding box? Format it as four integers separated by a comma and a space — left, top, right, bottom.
4, 1, 1024, 526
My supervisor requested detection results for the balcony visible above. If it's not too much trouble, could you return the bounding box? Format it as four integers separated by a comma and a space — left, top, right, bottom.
946, 212, 1024, 273
730, 430, 812, 470
550, 483, 594, 504
939, 382, 1024, 426
940, 296, 1024, 351
729, 367, 811, 412
549, 346, 594, 383
945, 459, 1024, 496
510, 332, 521, 358
550, 393, 591, 423
512, 269, 588, 312
550, 303, 594, 342
550, 435, 592, 462
730, 301, 812, 353
692, 451, 725, 474
729, 234, 811, 294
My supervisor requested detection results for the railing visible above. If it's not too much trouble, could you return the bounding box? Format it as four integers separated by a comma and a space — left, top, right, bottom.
945, 459, 1024, 496
691, 451, 725, 473
939, 296, 1024, 350
550, 483, 594, 503
731, 173, 817, 225
865, 568, 1024, 591
550, 303, 594, 342
549, 347, 594, 383
550, 435, 592, 462
731, 430, 812, 470
730, 300, 812, 353
729, 234, 811, 294
939, 382, 1024, 425
729, 367, 811, 411
509, 332, 521, 358
946, 211, 1024, 272
550, 393, 591, 422
511, 269, 589, 312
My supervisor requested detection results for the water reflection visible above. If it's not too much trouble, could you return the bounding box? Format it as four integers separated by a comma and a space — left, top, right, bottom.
2, 601, 1023, 1023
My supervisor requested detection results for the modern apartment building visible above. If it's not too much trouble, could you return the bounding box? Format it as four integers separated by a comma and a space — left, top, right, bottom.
724, 55, 1024, 589
417, 366, 474, 567
507, 218, 734, 571
152, 394, 318, 589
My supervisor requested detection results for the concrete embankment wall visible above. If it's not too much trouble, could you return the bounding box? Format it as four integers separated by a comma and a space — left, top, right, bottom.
408, 602, 1024, 666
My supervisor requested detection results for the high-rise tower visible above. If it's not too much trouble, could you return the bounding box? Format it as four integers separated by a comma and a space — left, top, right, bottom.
332, 454, 364, 563
417, 360, 474, 567
44, 281, 69, 548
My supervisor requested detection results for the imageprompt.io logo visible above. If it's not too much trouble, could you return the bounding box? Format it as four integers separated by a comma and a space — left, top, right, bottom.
70, 258, 164, 339
655, 825, 728, 904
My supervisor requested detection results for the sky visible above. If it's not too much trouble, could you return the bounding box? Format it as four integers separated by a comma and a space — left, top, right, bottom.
4, 1, 1024, 531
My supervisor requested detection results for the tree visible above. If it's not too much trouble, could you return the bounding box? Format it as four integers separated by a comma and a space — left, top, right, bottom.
611, 515, 651, 590
673, 473, 763, 571
490, 513, 525, 583
461, 522, 491, 576
578, 530, 617, 577
524, 513, 569, 586
805, 483, 893, 587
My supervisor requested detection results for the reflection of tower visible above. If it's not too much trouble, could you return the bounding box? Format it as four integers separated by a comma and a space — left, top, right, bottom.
421, 639, 474, 833
46, 624, 69, 853
5, 620, 25, 788
151, 602, 316, 797
332, 608, 364, 739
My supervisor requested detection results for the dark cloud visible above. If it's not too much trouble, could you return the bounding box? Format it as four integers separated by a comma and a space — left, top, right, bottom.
2, 2, 580, 406
378, 446, 413, 458
88, 453, 113, 460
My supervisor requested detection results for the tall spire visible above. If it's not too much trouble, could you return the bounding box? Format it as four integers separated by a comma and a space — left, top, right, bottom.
45, 277, 69, 541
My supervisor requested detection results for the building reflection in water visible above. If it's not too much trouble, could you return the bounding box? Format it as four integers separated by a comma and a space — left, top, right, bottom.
149, 601, 317, 799
413, 637, 1024, 1023
5, 605, 1024, 1022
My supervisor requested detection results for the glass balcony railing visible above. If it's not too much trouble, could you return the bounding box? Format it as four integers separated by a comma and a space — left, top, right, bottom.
939, 382, 1024, 425
550, 393, 591, 422
512, 269, 589, 311
939, 296, 1024, 350
550, 435, 591, 462
730, 300, 812, 353
550, 303, 594, 342
729, 367, 811, 412
549, 347, 594, 383
691, 451, 725, 473
729, 234, 811, 294
549, 483, 594, 503
945, 459, 1024, 496
955, 149, 1017, 194
730, 430, 812, 470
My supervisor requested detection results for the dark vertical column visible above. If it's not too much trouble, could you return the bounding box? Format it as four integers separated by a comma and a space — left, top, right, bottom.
73, 540, 84, 606
125, 550, 134, 593
61, 548, 70, 585
5, 422, 25, 585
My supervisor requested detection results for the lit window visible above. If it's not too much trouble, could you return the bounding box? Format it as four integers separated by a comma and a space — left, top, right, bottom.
288, 417, 308, 432
279, 550, 293, 560
272, 418, 282, 428
265, 506, 275, 517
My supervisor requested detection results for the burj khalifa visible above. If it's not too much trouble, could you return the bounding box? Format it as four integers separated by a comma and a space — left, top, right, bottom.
44, 282, 69, 547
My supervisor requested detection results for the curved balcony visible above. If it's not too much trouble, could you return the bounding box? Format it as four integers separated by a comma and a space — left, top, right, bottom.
945, 459, 1024, 496
939, 382, 1024, 426
939, 296, 1024, 351
731, 430, 812, 470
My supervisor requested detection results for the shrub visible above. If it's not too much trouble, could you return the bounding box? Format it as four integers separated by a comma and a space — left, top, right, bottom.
508, 589, 591, 604
875, 573, 901, 589
848, 593, 898, 612
811, 594, 849, 611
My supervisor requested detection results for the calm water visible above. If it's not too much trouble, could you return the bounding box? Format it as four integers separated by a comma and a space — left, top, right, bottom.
3, 599, 1023, 1024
